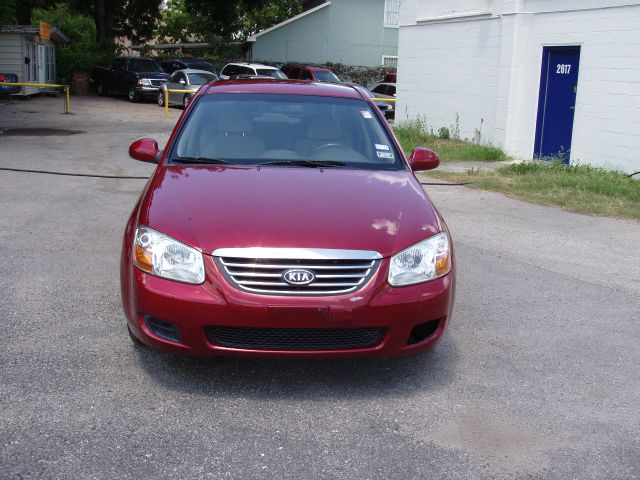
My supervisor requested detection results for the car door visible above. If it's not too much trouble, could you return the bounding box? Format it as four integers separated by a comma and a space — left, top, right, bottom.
169, 72, 185, 104
112, 58, 127, 93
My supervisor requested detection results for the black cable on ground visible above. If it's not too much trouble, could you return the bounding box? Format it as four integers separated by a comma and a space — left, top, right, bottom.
0, 166, 475, 185
628, 171, 639, 178
0, 166, 148, 179
420, 181, 475, 186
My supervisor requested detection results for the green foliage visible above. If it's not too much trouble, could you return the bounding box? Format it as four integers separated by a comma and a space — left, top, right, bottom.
437, 127, 450, 139
0, 0, 17, 26
32, 3, 116, 81
394, 118, 507, 162
239, 0, 302, 39
429, 161, 640, 219
155, 0, 209, 43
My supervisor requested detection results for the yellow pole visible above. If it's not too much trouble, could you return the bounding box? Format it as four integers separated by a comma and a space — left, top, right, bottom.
164, 89, 169, 119
65, 86, 70, 114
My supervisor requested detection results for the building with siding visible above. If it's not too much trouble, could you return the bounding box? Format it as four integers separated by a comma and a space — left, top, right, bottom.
0, 24, 68, 96
397, 0, 640, 173
248, 0, 399, 68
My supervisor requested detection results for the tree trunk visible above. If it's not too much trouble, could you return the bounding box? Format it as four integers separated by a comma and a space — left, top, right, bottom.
94, 0, 117, 45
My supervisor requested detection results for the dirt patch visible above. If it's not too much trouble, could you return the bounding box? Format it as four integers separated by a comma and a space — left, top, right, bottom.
0, 128, 85, 136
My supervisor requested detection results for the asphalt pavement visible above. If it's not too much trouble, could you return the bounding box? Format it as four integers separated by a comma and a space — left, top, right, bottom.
1, 95, 638, 479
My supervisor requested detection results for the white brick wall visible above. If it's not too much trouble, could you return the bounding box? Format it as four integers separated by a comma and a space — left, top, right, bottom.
397, 0, 640, 173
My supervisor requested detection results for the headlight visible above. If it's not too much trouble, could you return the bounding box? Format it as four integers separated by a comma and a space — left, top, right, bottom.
133, 225, 205, 284
137, 78, 152, 86
388, 232, 451, 287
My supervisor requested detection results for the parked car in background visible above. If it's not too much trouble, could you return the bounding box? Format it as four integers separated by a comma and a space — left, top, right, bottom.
360, 85, 394, 120
371, 82, 396, 99
281, 64, 340, 83
0, 73, 20, 95
161, 59, 217, 75
218, 63, 287, 80
123, 80, 454, 359
158, 69, 217, 109
383, 71, 397, 83
92, 57, 169, 102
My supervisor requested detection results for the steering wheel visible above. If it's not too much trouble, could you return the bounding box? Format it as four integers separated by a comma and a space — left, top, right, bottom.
312, 143, 349, 154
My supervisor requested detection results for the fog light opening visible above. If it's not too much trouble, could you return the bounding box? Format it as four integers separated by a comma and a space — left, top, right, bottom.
144, 315, 181, 343
407, 319, 441, 346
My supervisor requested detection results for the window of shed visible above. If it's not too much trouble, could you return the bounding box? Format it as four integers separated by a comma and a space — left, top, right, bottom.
384, 0, 399, 27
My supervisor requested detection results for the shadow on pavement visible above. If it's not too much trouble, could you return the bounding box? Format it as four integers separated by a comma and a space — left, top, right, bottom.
133, 338, 459, 401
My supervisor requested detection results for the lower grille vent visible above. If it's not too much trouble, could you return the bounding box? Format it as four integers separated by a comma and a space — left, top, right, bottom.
206, 326, 384, 351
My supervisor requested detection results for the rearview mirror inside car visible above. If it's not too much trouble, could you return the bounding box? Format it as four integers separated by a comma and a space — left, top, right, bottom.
129, 138, 159, 163
409, 147, 440, 171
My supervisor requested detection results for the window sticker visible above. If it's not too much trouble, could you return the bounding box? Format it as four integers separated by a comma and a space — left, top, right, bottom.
361, 110, 373, 119
377, 151, 394, 159
375, 144, 390, 151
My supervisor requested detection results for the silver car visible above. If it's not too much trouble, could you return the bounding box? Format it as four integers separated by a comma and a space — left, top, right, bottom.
158, 69, 218, 108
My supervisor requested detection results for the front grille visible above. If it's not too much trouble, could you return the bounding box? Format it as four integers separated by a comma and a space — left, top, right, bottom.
213, 247, 381, 296
206, 326, 384, 351
149, 79, 165, 87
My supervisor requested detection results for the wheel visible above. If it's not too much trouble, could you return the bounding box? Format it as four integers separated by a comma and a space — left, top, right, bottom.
97, 83, 107, 96
157, 91, 165, 107
183, 94, 192, 109
127, 325, 147, 348
128, 87, 139, 103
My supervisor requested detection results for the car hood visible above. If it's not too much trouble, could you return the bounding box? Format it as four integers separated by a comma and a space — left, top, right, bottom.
139, 166, 442, 257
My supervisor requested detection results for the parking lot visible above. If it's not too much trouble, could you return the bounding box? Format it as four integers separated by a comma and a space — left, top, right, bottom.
1, 95, 639, 479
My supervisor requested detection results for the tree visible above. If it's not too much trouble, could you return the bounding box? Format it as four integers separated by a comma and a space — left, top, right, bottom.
155, 0, 208, 44
182, 0, 302, 41
65, 0, 163, 46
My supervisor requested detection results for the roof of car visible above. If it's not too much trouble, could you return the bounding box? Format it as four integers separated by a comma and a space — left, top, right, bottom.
224, 62, 279, 70
283, 63, 332, 72
204, 80, 364, 99
175, 69, 217, 75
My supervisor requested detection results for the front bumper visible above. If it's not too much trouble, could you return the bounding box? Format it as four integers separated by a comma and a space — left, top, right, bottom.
121, 245, 455, 359
136, 85, 162, 97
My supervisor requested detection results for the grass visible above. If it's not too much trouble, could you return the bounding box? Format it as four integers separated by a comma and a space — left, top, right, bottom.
393, 119, 507, 162
426, 161, 640, 220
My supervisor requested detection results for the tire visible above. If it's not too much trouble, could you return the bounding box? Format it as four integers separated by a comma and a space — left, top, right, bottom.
97, 83, 107, 96
183, 94, 192, 109
127, 325, 147, 348
128, 87, 139, 103
157, 91, 165, 107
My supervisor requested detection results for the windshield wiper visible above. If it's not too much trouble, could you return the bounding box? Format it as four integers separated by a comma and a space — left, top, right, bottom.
261, 160, 346, 168
171, 156, 232, 165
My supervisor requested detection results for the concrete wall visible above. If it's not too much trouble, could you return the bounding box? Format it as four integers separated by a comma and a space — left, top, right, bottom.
251, 0, 399, 67
397, 0, 640, 173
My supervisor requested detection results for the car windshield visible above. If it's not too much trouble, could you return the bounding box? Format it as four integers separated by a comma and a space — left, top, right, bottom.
314, 71, 340, 83
188, 72, 217, 84
169, 93, 404, 170
256, 69, 287, 79
128, 59, 163, 72
189, 63, 216, 73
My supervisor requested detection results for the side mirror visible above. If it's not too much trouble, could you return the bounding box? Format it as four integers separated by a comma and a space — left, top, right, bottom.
410, 147, 440, 171
129, 138, 159, 163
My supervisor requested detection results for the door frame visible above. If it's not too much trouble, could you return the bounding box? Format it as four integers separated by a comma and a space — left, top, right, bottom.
533, 45, 581, 162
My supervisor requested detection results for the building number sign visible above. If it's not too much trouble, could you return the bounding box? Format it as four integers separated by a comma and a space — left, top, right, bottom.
556, 64, 572, 74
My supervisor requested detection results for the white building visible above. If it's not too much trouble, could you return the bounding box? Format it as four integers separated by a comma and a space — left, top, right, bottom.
397, 0, 640, 173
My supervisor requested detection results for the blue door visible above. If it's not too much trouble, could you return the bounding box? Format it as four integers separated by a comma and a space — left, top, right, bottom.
534, 46, 581, 162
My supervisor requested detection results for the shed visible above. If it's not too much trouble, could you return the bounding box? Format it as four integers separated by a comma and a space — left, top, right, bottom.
0, 24, 69, 96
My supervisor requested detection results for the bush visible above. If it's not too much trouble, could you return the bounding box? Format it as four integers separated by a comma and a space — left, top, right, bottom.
32, 4, 118, 83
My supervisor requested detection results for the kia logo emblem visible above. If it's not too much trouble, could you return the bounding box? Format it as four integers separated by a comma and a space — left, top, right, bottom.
283, 269, 315, 286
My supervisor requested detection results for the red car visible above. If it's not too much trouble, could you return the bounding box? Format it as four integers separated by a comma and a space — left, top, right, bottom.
281, 64, 340, 83
122, 80, 455, 358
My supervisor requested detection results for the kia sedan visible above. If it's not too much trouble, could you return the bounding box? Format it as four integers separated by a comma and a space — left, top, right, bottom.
122, 80, 455, 358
